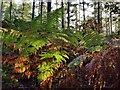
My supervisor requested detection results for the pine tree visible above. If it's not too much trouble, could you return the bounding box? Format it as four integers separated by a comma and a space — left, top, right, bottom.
67, 1, 70, 28
61, 0, 64, 28
32, 0, 35, 20
10, 0, 12, 21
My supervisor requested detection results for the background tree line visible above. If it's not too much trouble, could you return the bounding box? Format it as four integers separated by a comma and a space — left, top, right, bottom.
1, 0, 120, 35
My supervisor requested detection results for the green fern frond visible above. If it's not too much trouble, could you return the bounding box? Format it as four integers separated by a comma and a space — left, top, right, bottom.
39, 52, 54, 60
31, 39, 48, 50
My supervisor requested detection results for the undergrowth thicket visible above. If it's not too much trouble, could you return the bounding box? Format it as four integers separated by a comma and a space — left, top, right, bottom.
2, 8, 108, 89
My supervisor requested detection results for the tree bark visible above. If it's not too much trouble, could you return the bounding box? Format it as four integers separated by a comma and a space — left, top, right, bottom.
110, 10, 112, 34
79, 0, 81, 31
0, 0, 3, 27
97, 1, 102, 33
32, 0, 35, 20
118, 15, 120, 35
38, 0, 43, 15
67, 2, 70, 28
82, 0, 85, 21
75, 5, 77, 31
98, 2, 100, 24
47, 0, 51, 25
40, 1, 43, 15
22, 2, 25, 19
94, 2, 97, 23
0, 1, 3, 28
61, 0, 64, 28
10, 0, 12, 21
47, 1, 51, 13
40, 1, 43, 23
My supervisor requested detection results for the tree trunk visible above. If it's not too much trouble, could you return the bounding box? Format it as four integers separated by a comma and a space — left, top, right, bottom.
0, 1, 2, 89
82, 0, 86, 34
0, 0, 3, 27
106, 18, 109, 35
61, 0, 64, 28
97, 1, 102, 33
22, 2, 25, 19
32, 0, 35, 20
79, 0, 81, 31
38, 0, 42, 15
94, 2, 97, 23
40, 1, 43, 15
67, 2, 70, 28
98, 2, 100, 24
10, 0, 12, 21
75, 5, 77, 31
38, 0, 40, 14
118, 15, 120, 35
82, 0, 85, 21
47, 1, 51, 13
110, 10, 112, 34
47, 0, 51, 22
47, 0, 51, 25
40, 1, 43, 23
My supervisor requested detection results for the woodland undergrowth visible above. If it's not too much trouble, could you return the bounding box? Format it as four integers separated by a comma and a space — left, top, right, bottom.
1, 8, 120, 89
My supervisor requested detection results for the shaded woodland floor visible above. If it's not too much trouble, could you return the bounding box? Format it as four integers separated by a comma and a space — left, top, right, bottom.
40, 46, 120, 89
2, 32, 120, 90
2, 45, 120, 90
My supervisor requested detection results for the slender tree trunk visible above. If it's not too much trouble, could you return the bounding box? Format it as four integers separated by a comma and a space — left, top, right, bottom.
10, 0, 12, 21
0, 0, 3, 16
38, 0, 43, 15
106, 19, 109, 35
67, 2, 70, 28
47, 1, 51, 13
79, 0, 81, 31
56, 0, 58, 28
100, 3, 102, 32
0, 1, 2, 88
38, 0, 41, 15
94, 2, 97, 23
98, 2, 100, 24
118, 15, 120, 35
0, 0, 3, 27
110, 10, 112, 34
32, 0, 35, 20
97, 1, 102, 33
22, 2, 25, 19
61, 0, 64, 28
40, 1, 43, 15
40, 1, 43, 23
82, 0, 86, 34
82, 0, 85, 21
75, 5, 77, 31
47, 0, 51, 25
38, 0, 40, 14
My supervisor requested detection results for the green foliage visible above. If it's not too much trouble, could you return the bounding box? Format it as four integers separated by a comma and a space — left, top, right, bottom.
37, 51, 68, 82
2, 8, 70, 83
2, 7, 106, 84
60, 30, 80, 47
82, 29, 106, 52
62, 29, 106, 53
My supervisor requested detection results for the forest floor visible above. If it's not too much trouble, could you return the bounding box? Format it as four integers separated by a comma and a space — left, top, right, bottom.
2, 35, 120, 90
40, 45, 120, 89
